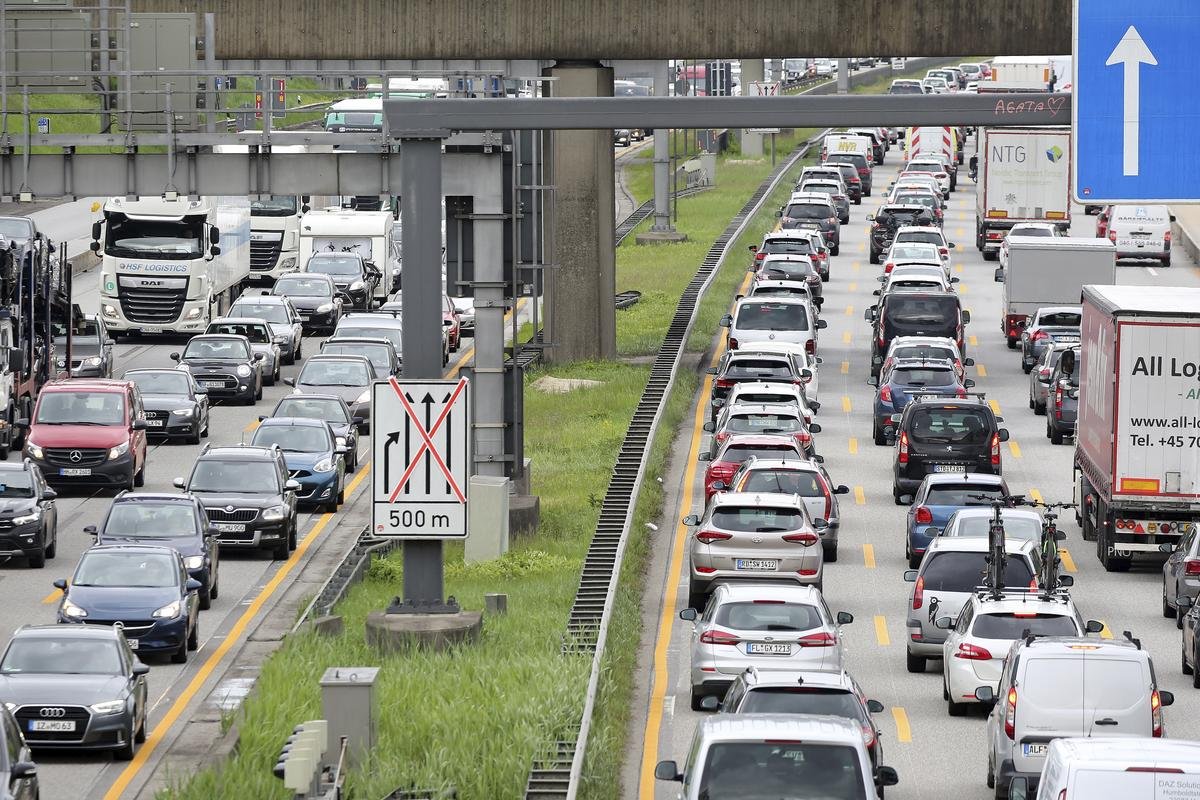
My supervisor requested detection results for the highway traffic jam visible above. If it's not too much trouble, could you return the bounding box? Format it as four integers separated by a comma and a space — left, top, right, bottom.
0, 196, 472, 797
646, 62, 1200, 800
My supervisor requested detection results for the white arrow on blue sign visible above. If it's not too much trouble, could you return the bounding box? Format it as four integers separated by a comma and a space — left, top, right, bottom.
1074, 0, 1197, 202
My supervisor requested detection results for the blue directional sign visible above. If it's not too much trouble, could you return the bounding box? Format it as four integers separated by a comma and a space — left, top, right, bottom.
1074, 0, 1200, 202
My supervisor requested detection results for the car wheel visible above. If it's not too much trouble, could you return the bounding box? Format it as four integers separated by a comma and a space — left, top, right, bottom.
1184, 641, 1194, 675
265, 367, 276, 387
947, 695, 968, 716
1193, 644, 1200, 688
134, 463, 145, 487
983, 249, 998, 262
986, 760, 995, 789
187, 616, 199, 651
1033, 400, 1045, 416
823, 541, 838, 563
873, 423, 887, 446
271, 536, 290, 560
1179, 604, 1186, 631
27, 545, 45, 569
893, 489, 905, 506
868, 251, 878, 265
1164, 256, 1172, 268
114, 724, 136, 760
187, 422, 202, 445
171, 639, 188, 664
200, 580, 212, 611
831, 244, 840, 256
690, 688, 708, 712
134, 713, 146, 743
1022, 361, 1033, 375
1049, 423, 1064, 446
905, 649, 926, 673
337, 482, 345, 505
255, 381, 263, 401
1164, 587, 1176, 618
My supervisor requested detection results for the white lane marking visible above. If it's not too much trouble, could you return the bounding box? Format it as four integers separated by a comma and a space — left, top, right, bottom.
1147, 267, 1158, 276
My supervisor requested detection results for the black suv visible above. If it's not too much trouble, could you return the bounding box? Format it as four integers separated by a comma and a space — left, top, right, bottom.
866, 291, 970, 374
707, 349, 814, 425
171, 334, 263, 405
0, 460, 57, 569
89, 492, 219, 609
883, 395, 1010, 502
173, 445, 299, 560
303, 252, 381, 311
867, 204, 938, 263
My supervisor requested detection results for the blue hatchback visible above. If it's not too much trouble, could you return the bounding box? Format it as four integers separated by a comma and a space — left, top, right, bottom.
250, 417, 346, 512
53, 545, 201, 663
901, 473, 1010, 568
870, 358, 970, 446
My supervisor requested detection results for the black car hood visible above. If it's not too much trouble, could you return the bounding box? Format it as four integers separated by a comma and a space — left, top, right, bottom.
192, 491, 281, 509
288, 297, 333, 311
0, 673, 129, 706
60, 342, 101, 358
0, 497, 38, 517
296, 384, 363, 405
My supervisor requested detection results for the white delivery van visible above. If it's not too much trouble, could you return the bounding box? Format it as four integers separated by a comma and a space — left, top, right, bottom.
1105, 205, 1174, 267
1010, 738, 1200, 800
298, 209, 398, 303
820, 134, 872, 165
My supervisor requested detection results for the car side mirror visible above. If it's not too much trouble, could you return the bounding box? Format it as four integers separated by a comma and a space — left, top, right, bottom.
809, 423, 822, 434
173, 477, 186, 490
950, 276, 961, 284
710, 481, 726, 491
799, 368, 813, 380
699, 695, 720, 711
974, 686, 996, 704
186, 578, 202, 593
1160, 689, 1175, 707
654, 760, 682, 782
705, 367, 718, 375
105, 338, 116, 347
866, 376, 879, 387
775, 210, 783, 217
169, 352, 181, 362
1008, 777, 1029, 800
948, 242, 957, 249
10, 761, 36, 780
812, 454, 825, 463
863, 306, 876, 321
1056, 574, 1074, 588
53, 578, 67, 592
831, 485, 848, 496
207, 525, 220, 538
132, 419, 148, 430
876, 766, 899, 788
702, 422, 714, 432
698, 452, 710, 462
998, 428, 1010, 442
964, 357, 975, 367
836, 611, 854, 625
1178, 596, 1194, 610
679, 607, 698, 621
718, 314, 732, 327
1171, 214, 1178, 223
994, 268, 1005, 283
285, 479, 302, 492
867, 699, 885, 713
964, 379, 976, 388
899, 494, 913, 505
748, 245, 759, 254
961, 310, 971, 324
83, 524, 97, 537
283, 377, 295, 386
683, 514, 700, 526
813, 518, 829, 530
132, 661, 150, 676
1055, 530, 1067, 542
902, 569, 918, 583
253, 352, 265, 361
1084, 619, 1105, 633
872, 289, 881, 296
41, 488, 56, 501
816, 319, 828, 330
866, 214, 875, 221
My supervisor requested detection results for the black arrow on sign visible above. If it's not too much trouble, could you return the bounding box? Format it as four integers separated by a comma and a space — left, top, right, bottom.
404, 393, 414, 494
384, 430, 400, 490
443, 391, 453, 495
422, 392, 435, 494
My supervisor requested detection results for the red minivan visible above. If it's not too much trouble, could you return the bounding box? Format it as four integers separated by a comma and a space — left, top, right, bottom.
20, 379, 149, 490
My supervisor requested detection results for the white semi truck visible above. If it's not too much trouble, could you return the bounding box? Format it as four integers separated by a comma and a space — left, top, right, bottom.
1075, 285, 1200, 571
248, 196, 306, 283
92, 196, 251, 336
974, 126, 1071, 260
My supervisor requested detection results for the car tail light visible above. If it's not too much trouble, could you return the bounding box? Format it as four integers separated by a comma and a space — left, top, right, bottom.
695, 530, 733, 544
1032, 329, 1050, 342
1109, 228, 1117, 243
1004, 688, 1018, 739
755, 251, 766, 262
914, 505, 933, 524
806, 339, 815, 355
794, 431, 812, 445
729, 338, 740, 350
716, 378, 734, 389
912, 575, 924, 609
956, 387, 968, 399
991, 432, 1001, 466
1165, 230, 1173, 246
899, 431, 910, 464
699, 629, 741, 646
822, 489, 833, 523
939, 247, 949, 257
1029, 577, 1039, 591
797, 631, 838, 647
861, 724, 876, 748
879, 384, 893, 403
1054, 384, 1064, 419
1162, 523, 1174, 534
715, 431, 730, 444
884, 262, 895, 273
782, 531, 819, 545
1152, 689, 1164, 737
954, 642, 993, 660
1185, 559, 1200, 576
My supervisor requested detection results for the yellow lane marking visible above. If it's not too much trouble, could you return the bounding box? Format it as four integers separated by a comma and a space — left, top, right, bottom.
956, 264, 964, 273
447, 298, 526, 379
969, 335, 978, 347
848, 438, 858, 455
852, 261, 861, 273
849, 282, 857, 292
42, 582, 65, 604
842, 331, 852, 345
892, 707, 912, 742
874, 615, 890, 646
243, 419, 261, 434
976, 364, 987, 377
841, 361, 850, 375
842, 396, 852, 414
863, 543, 876, 569
1008, 440, 1022, 458
988, 399, 1002, 415
104, 464, 373, 800
854, 486, 866, 505
1099, 622, 1114, 640
959, 284, 968, 294
845, 305, 854, 316
1060, 548, 1077, 573
1029, 488, 1044, 503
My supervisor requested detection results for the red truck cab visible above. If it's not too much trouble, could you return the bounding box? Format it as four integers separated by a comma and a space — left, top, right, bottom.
20, 379, 148, 490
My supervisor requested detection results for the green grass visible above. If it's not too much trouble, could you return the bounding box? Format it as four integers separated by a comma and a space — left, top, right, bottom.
219, 77, 351, 131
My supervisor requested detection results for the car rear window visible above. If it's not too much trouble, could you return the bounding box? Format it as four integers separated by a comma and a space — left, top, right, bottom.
754, 285, 810, 299
761, 261, 815, 281
727, 413, 802, 435
895, 230, 943, 245
783, 202, 832, 220
894, 345, 956, 362
826, 153, 870, 171
736, 392, 796, 406
921, 552, 1034, 593
925, 484, 1007, 505
763, 239, 813, 257
950, 515, 1042, 542
714, 601, 823, 632
971, 613, 1078, 639
737, 687, 865, 719
907, 407, 992, 445
735, 302, 810, 331
741, 469, 824, 496
711, 506, 805, 532
1037, 312, 1081, 327
885, 295, 959, 324
896, 194, 938, 210
1022, 658, 1145, 710
721, 444, 802, 462
881, 210, 930, 228
698, 742, 868, 799
889, 84, 925, 94
891, 367, 956, 386
724, 359, 793, 380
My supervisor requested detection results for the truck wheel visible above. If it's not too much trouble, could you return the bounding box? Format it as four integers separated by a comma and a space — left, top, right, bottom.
1006, 336, 1017, 350
1099, 511, 1131, 572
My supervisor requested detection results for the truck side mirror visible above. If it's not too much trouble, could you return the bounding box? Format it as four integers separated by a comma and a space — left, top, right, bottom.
209, 245, 221, 257
961, 310, 971, 324
209, 227, 220, 245
994, 268, 1005, 283
8, 348, 22, 374
91, 220, 102, 241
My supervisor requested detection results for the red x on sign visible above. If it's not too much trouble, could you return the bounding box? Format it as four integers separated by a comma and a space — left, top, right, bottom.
386, 376, 468, 503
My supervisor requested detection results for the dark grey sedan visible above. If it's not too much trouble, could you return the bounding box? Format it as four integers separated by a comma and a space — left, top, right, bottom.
1028, 343, 1073, 416
0, 624, 148, 759
1020, 306, 1081, 373
285, 355, 377, 431
54, 315, 114, 379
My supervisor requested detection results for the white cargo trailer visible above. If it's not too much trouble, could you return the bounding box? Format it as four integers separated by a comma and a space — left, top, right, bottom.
996, 236, 1115, 346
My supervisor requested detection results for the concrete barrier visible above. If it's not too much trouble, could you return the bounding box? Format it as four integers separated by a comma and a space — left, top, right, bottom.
1171, 207, 1200, 266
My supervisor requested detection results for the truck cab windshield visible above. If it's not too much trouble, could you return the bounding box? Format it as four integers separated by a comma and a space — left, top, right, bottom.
250, 196, 298, 216
106, 215, 203, 260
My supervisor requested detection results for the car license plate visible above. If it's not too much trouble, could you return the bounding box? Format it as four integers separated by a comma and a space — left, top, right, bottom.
1056, 336, 1080, 343
1022, 743, 1048, 757
30, 720, 75, 732
146, 419, 165, 427
735, 558, 778, 571
932, 464, 967, 474
59, 468, 91, 476
746, 642, 792, 655
200, 380, 225, 389
215, 522, 246, 533
127, 638, 139, 650
141, 327, 163, 334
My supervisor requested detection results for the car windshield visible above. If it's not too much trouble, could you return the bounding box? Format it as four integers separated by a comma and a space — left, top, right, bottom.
783, 203, 831, 220
711, 506, 805, 532
738, 688, 864, 719
721, 444, 801, 462
230, 302, 290, 324
885, 295, 958, 325
1036, 312, 1082, 327
1, 638, 122, 675
921, 552, 1034, 593
763, 239, 813, 257
897, 230, 944, 246
299, 359, 370, 387
891, 367, 956, 387
53, 318, 99, 342
275, 277, 332, 298
249, 195, 298, 216
908, 408, 992, 445
210, 323, 271, 343
925, 484, 1007, 506
306, 255, 361, 276
333, 325, 402, 351
129, 371, 191, 395
725, 359, 793, 380
73, 552, 178, 588
0, 471, 34, 498
189, 460, 279, 493
727, 413, 802, 435
741, 469, 824, 497
697, 742, 868, 800
949, 515, 1043, 542
761, 261, 814, 281
735, 303, 809, 331
252, 425, 331, 453
273, 397, 350, 424
323, 343, 390, 373
183, 338, 250, 360
35, 391, 125, 425
972, 613, 1078, 639
714, 601, 823, 632
104, 503, 197, 538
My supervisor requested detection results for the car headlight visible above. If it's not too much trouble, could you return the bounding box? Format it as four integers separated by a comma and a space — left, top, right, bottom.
273, 335, 288, 344
152, 600, 182, 619
171, 407, 194, 418
185, 307, 202, 320
313, 456, 335, 473
108, 441, 130, 460
90, 699, 126, 715
61, 598, 87, 619
84, 356, 102, 367
335, 436, 347, 449
278, 257, 296, 270
11, 510, 40, 525
3, 701, 15, 712
25, 441, 43, 460
183, 555, 205, 570
316, 303, 334, 313
236, 364, 252, 377
102, 304, 118, 318
262, 505, 288, 522
350, 280, 366, 291
355, 390, 370, 405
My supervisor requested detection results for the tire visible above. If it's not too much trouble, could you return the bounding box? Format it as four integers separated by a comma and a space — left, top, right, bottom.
824, 542, 838, 563
983, 249, 998, 262
113, 724, 136, 761
1164, 257, 1172, 268
1099, 513, 1131, 572
288, 521, 297, 552
1034, 400, 1046, 415
265, 368, 276, 387
26, 546, 45, 569
171, 640, 188, 664
873, 423, 887, 446
1022, 361, 1033, 375
1050, 423, 1065, 446
1179, 604, 1186, 631
272, 537, 289, 560
134, 714, 146, 744
187, 422, 202, 445
948, 698, 968, 717
200, 581, 212, 611
255, 381, 263, 401
908, 551, 921, 570
687, 589, 708, 612
1006, 336, 1017, 350
690, 688, 707, 712
1193, 644, 1200, 688
210, 568, 219, 600
1165, 587, 1177, 618
906, 649, 926, 673
134, 463, 145, 487
868, 250, 879, 265
987, 761, 995, 789
187, 616, 198, 651
44, 527, 56, 559
337, 483, 345, 504
831, 244, 840, 256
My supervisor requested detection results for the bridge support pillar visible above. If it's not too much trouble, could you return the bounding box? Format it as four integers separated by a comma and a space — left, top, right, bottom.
543, 61, 616, 363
